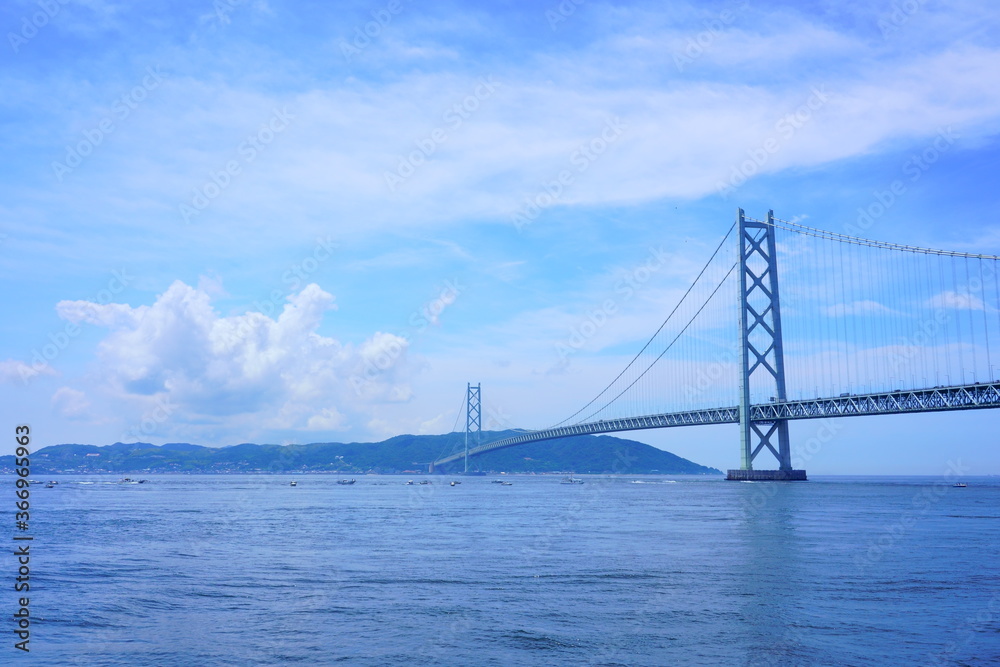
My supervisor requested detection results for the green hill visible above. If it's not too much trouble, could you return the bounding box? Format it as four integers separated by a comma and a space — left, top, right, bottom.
0, 431, 721, 475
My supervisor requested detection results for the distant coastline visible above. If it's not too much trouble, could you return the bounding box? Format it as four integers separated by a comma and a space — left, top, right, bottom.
0, 431, 722, 476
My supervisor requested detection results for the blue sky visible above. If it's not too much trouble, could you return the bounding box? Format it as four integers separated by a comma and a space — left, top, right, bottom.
2, 0, 999, 473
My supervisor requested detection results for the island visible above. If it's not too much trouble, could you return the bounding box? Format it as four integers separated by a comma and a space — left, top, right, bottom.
0, 430, 721, 476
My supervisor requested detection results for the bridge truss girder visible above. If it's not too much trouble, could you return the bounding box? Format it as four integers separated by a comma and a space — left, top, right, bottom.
429, 382, 1000, 470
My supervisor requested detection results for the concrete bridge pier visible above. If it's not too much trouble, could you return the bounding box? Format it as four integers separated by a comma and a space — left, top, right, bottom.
726, 469, 807, 481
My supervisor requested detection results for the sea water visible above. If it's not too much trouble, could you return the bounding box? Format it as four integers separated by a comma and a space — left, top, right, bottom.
6, 474, 1000, 665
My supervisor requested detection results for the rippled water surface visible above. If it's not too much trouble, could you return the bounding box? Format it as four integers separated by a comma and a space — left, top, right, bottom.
9, 474, 1000, 665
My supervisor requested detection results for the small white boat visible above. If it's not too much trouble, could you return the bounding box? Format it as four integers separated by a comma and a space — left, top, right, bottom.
953, 482, 967, 488
337, 479, 356, 485
501, 481, 513, 486
289, 481, 297, 487
561, 476, 584, 484
406, 480, 414, 485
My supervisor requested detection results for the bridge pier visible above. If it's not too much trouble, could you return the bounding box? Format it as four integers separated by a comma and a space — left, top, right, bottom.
726, 469, 807, 481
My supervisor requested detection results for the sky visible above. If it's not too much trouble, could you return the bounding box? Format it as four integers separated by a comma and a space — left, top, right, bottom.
2, 0, 999, 473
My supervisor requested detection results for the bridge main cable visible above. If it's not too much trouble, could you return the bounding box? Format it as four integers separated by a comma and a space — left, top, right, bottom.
771, 217, 1000, 260
545, 219, 739, 430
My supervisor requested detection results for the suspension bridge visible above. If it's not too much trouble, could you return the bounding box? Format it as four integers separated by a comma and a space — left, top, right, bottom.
431, 210, 1000, 479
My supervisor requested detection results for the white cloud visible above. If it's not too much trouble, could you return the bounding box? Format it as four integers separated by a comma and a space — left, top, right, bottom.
52, 386, 91, 419
306, 407, 347, 431
55, 280, 413, 437
0, 359, 56, 384
7, 4, 1000, 291
418, 412, 447, 434
927, 290, 986, 311
56, 300, 140, 328
245, 45, 1000, 219
21, 19, 1000, 258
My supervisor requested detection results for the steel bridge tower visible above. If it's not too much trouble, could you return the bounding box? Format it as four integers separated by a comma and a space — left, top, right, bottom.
464, 382, 481, 473
730, 209, 806, 481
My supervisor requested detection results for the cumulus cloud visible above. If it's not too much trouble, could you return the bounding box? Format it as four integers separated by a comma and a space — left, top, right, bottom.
55, 281, 412, 434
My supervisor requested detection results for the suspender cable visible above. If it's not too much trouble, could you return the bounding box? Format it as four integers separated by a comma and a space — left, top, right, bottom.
548, 221, 738, 428
579, 261, 739, 424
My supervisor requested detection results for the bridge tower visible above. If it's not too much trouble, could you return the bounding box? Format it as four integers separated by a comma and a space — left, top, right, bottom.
730, 209, 806, 481
465, 382, 481, 473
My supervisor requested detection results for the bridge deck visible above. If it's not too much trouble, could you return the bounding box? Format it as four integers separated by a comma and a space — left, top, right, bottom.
431, 382, 1000, 468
